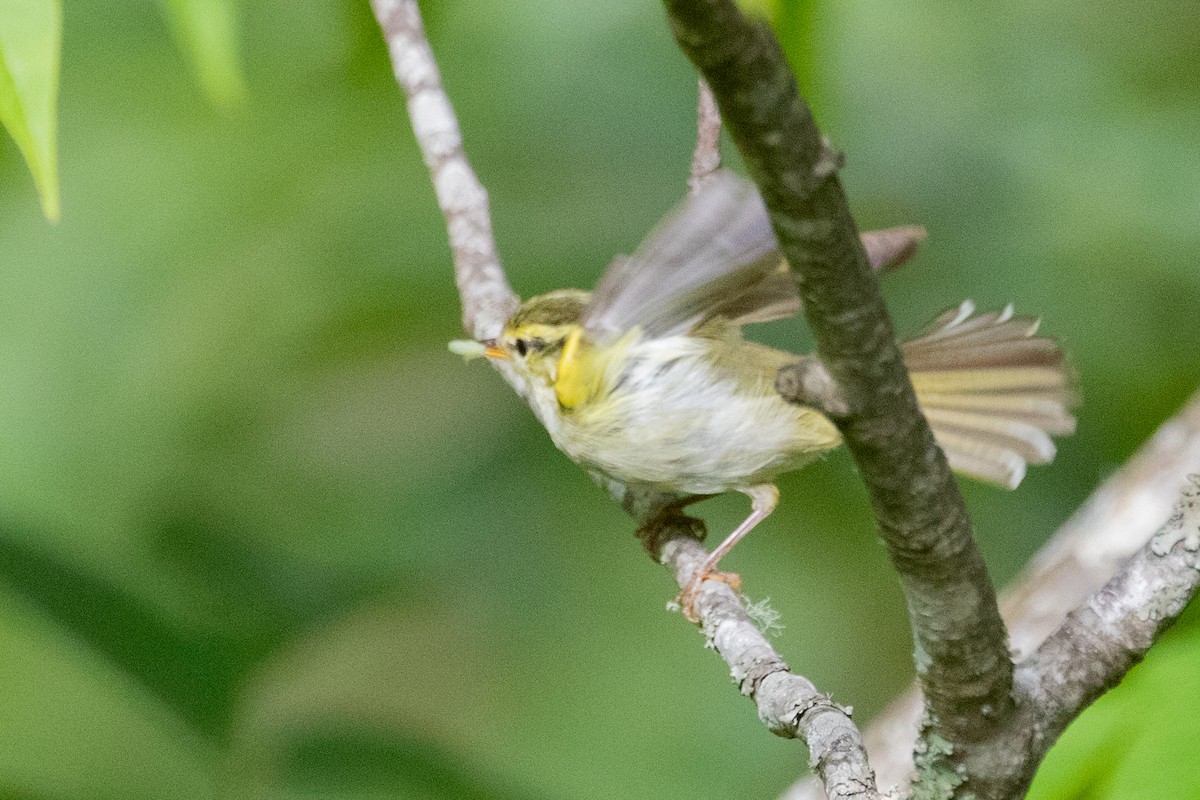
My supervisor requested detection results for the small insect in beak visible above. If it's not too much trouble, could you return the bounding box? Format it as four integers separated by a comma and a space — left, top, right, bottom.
448, 339, 489, 361
480, 339, 510, 360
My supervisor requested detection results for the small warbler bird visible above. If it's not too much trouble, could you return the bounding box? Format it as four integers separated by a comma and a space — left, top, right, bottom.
459, 171, 1075, 613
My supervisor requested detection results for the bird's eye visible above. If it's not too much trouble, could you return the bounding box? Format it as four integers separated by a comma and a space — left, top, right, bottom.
515, 339, 528, 357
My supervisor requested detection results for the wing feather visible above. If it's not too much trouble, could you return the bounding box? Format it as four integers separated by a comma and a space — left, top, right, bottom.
582, 171, 797, 341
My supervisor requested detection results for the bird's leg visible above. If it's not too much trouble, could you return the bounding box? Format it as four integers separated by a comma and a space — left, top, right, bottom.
678, 484, 779, 622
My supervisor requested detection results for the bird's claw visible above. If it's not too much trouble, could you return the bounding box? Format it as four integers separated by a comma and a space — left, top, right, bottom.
676, 569, 743, 623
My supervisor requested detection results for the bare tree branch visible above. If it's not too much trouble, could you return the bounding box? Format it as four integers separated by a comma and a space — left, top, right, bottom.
960, 477, 1200, 799
660, 0, 1013, 758
574, 478, 886, 800
371, 0, 517, 340
1018, 475, 1200, 747
786, 389, 1200, 799
1004, 391, 1200, 657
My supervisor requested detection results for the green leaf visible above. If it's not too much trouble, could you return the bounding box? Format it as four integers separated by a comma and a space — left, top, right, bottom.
158, 0, 247, 109
1028, 627, 1200, 799
0, 0, 61, 221
737, 0, 782, 24
0, 585, 217, 799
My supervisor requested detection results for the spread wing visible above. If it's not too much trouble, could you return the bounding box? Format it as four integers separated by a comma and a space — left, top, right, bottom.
581, 171, 801, 342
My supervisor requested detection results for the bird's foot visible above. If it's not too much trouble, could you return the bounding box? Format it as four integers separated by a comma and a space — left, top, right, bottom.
676, 568, 743, 623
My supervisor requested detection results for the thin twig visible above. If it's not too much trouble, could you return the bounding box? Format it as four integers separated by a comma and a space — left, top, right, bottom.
689, 78, 723, 195
661, 0, 1014, 761
588, 477, 885, 799
370, 0, 517, 340
859, 226, 926, 274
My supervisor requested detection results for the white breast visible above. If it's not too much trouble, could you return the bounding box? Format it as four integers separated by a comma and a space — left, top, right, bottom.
540, 338, 838, 495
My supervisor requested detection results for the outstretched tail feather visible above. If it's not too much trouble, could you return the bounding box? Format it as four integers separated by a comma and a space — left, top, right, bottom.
905, 301, 1076, 490
909, 367, 1069, 395
929, 429, 1028, 489
905, 337, 1064, 370
921, 408, 1056, 462
914, 392, 1075, 435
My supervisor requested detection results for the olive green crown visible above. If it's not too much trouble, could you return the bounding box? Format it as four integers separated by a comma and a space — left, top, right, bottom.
508, 289, 589, 330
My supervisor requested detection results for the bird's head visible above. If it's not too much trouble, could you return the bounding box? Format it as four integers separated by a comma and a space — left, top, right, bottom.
481, 289, 589, 387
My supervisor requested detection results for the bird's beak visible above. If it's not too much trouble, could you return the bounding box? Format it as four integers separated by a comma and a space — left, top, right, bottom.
480, 339, 509, 360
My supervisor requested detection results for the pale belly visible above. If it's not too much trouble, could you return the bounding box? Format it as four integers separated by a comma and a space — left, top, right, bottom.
549, 342, 841, 495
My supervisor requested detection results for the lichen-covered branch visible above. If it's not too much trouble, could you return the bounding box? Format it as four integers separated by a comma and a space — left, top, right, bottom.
964, 478, 1200, 799
645, 511, 883, 800
593, 480, 886, 799
1004, 391, 1200, 657
661, 0, 1013, 750
1015, 477, 1200, 761
370, 0, 517, 340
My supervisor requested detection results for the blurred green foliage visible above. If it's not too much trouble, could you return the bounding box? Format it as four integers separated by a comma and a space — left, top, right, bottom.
0, 1, 1197, 799
157, 0, 247, 109
0, 0, 61, 220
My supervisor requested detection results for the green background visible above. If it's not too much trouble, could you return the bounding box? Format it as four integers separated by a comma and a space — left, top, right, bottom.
1, 1, 1198, 798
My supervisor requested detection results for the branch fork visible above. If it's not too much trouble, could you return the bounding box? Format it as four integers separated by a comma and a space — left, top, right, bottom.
370, 1, 1200, 797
